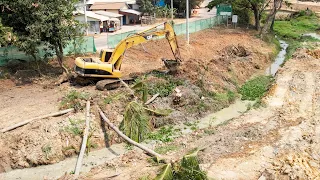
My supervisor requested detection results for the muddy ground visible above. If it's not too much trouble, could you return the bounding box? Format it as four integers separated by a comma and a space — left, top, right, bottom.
0, 28, 275, 174
71, 45, 320, 180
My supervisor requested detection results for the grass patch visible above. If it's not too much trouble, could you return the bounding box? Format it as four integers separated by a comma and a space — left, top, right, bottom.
155, 144, 179, 154
147, 126, 176, 142
64, 118, 84, 136
274, 14, 319, 39
103, 93, 126, 104
274, 12, 319, 60
148, 72, 184, 97
60, 90, 89, 110
184, 121, 199, 131
213, 90, 237, 103
42, 144, 52, 160
239, 75, 274, 101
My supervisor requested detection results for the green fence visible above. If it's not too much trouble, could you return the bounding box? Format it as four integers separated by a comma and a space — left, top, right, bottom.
107, 30, 138, 49
107, 16, 228, 48
0, 36, 96, 66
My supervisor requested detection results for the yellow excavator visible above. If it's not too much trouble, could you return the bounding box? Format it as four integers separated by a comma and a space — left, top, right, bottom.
74, 22, 181, 90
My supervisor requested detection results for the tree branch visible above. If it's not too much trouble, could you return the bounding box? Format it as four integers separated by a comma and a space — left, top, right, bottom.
1, 108, 74, 133
98, 106, 164, 160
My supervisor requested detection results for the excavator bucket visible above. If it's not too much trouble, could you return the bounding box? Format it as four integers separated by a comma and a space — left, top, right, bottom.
162, 58, 180, 74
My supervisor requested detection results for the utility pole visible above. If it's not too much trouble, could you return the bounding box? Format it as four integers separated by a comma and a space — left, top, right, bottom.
171, 0, 174, 20
84, 0, 88, 35
186, 0, 189, 44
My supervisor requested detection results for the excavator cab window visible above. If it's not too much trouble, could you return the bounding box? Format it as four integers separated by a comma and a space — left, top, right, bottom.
99, 50, 113, 63
105, 51, 112, 62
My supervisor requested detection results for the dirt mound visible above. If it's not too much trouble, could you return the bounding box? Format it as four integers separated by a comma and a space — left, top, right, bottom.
221, 45, 251, 57
307, 49, 320, 59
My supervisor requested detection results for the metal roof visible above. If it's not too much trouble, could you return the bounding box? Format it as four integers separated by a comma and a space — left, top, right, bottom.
94, 11, 123, 17
74, 11, 110, 21
90, 2, 129, 10
119, 9, 141, 15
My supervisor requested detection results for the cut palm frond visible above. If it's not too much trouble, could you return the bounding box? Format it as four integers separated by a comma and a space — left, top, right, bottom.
144, 108, 173, 116
175, 149, 208, 180
155, 164, 173, 180
122, 101, 151, 142
154, 148, 208, 180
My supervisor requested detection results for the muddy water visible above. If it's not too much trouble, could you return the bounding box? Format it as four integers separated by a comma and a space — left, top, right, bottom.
265, 40, 288, 76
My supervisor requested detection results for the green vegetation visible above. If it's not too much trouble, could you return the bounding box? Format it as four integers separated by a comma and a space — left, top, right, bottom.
147, 126, 176, 142
121, 101, 151, 143
213, 90, 237, 104
1, 0, 84, 73
155, 144, 179, 154
274, 13, 319, 39
42, 144, 52, 160
239, 75, 273, 101
64, 118, 84, 136
155, 149, 208, 180
184, 121, 199, 131
274, 12, 320, 60
104, 93, 126, 104
148, 74, 184, 97
60, 90, 89, 110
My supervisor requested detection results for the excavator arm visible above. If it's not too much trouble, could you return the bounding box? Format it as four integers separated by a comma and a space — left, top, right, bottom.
108, 22, 181, 70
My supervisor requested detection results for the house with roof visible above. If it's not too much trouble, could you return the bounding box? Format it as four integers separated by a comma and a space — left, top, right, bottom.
89, 2, 141, 25
74, 11, 121, 34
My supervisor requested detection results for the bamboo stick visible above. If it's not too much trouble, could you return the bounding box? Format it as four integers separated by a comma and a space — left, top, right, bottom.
74, 101, 91, 177
1, 108, 74, 133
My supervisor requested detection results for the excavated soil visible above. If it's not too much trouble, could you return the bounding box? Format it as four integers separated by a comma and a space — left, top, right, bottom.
0, 28, 274, 173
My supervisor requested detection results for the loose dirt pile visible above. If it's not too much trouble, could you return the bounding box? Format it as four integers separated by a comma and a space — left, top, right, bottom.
0, 28, 275, 174
123, 29, 273, 92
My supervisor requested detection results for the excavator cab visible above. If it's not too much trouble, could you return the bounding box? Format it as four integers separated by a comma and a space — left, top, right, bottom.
100, 49, 113, 63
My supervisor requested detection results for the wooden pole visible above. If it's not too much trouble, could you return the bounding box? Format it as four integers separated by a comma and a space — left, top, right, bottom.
1, 108, 74, 133
74, 101, 91, 177
145, 93, 159, 105
98, 107, 163, 159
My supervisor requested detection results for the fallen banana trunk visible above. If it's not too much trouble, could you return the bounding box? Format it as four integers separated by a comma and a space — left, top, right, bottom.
1, 108, 74, 133
98, 107, 165, 160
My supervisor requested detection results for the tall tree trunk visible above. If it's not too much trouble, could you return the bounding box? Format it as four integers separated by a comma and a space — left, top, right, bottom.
260, 0, 283, 36
270, 16, 276, 31
253, 5, 260, 30
55, 43, 69, 74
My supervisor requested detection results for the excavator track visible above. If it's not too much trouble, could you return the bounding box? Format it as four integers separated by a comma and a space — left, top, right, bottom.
96, 77, 135, 91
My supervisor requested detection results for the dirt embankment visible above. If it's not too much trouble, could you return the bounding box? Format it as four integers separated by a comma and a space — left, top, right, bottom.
0, 28, 275, 173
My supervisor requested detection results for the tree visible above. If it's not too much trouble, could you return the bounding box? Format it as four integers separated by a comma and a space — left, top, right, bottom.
140, 0, 155, 15
0, 19, 12, 47
0, 0, 82, 74
207, 0, 271, 30
165, 0, 202, 17
259, 0, 283, 36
